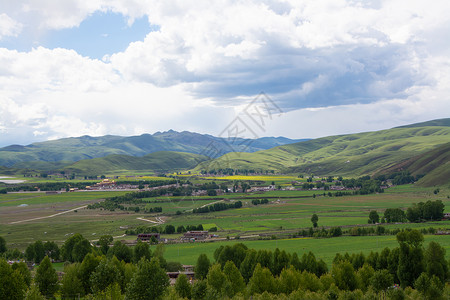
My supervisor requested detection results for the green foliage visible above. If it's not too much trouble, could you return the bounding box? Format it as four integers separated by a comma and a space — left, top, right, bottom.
206, 264, 226, 295
195, 253, 210, 280
61, 233, 92, 263
223, 261, 245, 297
79, 253, 102, 294
406, 200, 445, 222
90, 257, 124, 294
60, 263, 84, 299
415, 273, 445, 300
34, 256, 59, 298
383, 208, 406, 223
108, 241, 132, 263
98, 235, 113, 255
425, 241, 448, 283
24, 284, 46, 300
12, 261, 32, 287
126, 257, 170, 300
311, 214, 319, 228
0, 258, 27, 300
0, 236, 6, 254
174, 273, 192, 299
248, 263, 276, 295
331, 261, 357, 291
371, 269, 393, 292
368, 210, 379, 224
133, 240, 152, 263
397, 230, 425, 287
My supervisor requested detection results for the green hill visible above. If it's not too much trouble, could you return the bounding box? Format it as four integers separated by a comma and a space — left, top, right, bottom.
63, 151, 208, 175
376, 142, 450, 187
0, 131, 303, 167
195, 125, 450, 178
395, 118, 450, 128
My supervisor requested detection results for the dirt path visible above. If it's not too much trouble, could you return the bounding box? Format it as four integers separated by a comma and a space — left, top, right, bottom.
9, 205, 88, 224
136, 217, 164, 224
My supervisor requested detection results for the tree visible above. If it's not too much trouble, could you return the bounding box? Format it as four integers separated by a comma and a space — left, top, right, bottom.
415, 273, 444, 300
223, 260, 245, 297
98, 235, 113, 255
164, 225, 175, 234
331, 260, 357, 291
72, 238, 91, 263
368, 210, 379, 224
397, 230, 424, 287
44, 241, 59, 261
108, 241, 132, 263
174, 273, 192, 299
34, 256, 59, 298
248, 263, 276, 295
60, 263, 84, 299
424, 241, 448, 284
278, 266, 300, 294
0, 259, 27, 300
12, 261, 32, 287
191, 280, 207, 300
206, 263, 226, 296
79, 253, 101, 294
133, 240, 152, 263
0, 236, 6, 254
90, 257, 124, 294
24, 284, 46, 300
33, 241, 45, 264
371, 269, 393, 295
126, 257, 169, 300
25, 243, 35, 262
311, 214, 319, 228
356, 263, 374, 292
176, 225, 186, 233
195, 253, 210, 280
239, 249, 257, 283
61, 233, 91, 263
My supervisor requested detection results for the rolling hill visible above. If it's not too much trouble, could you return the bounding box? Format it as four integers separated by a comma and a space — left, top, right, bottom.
195, 120, 450, 178
0, 130, 304, 168
376, 142, 450, 187
63, 151, 209, 175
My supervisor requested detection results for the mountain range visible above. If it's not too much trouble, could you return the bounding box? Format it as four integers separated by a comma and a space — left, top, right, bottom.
0, 130, 305, 168
0, 118, 449, 186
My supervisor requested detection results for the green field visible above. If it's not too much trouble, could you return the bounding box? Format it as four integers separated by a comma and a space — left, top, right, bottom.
163, 234, 450, 267
1, 182, 449, 265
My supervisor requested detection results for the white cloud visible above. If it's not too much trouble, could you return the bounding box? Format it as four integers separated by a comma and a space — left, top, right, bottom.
0, 13, 22, 40
0, 0, 449, 146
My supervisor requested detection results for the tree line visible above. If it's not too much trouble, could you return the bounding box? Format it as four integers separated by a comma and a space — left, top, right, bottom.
1, 229, 448, 299
193, 201, 242, 213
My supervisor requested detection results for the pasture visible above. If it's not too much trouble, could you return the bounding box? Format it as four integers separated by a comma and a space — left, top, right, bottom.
163, 234, 450, 267
0, 181, 449, 261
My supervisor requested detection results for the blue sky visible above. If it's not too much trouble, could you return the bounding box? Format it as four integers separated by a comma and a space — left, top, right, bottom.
0, 1, 449, 147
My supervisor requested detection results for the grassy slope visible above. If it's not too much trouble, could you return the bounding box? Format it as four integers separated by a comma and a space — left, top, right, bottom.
0, 131, 302, 167
195, 126, 450, 177
63, 151, 208, 175
376, 142, 450, 187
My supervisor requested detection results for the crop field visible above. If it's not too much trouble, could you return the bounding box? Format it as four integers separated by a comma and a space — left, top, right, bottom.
0, 181, 449, 263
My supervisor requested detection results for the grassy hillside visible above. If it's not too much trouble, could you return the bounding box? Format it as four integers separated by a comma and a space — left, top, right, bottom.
0, 131, 303, 167
63, 151, 208, 175
395, 118, 450, 128
377, 142, 450, 187
195, 126, 450, 177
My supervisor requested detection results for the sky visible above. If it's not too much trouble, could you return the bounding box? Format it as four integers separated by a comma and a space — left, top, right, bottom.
0, 0, 449, 147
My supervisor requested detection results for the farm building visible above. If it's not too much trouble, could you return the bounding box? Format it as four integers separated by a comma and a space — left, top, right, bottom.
181, 231, 209, 241
137, 233, 160, 241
